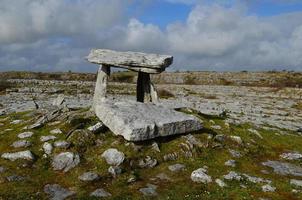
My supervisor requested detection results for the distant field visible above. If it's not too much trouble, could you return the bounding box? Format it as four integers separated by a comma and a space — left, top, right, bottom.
0, 71, 302, 88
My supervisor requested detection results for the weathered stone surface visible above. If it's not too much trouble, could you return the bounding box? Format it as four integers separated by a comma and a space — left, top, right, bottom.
168, 163, 185, 172
290, 179, 302, 187
52, 152, 80, 172
229, 149, 242, 158
18, 131, 33, 139
92, 65, 110, 109
225, 159, 236, 167
95, 100, 203, 141
40, 135, 56, 142
262, 184, 276, 192
11, 140, 31, 148
6, 175, 25, 182
54, 141, 70, 149
87, 122, 105, 133
43, 142, 53, 155
215, 179, 227, 187
280, 152, 302, 160
78, 172, 100, 182
90, 188, 112, 198
52, 94, 65, 106
44, 184, 75, 200
87, 49, 173, 74
223, 171, 242, 181
108, 166, 122, 178
50, 128, 62, 135
139, 156, 157, 168
262, 160, 302, 177
101, 148, 125, 166
191, 167, 212, 183
1, 150, 35, 161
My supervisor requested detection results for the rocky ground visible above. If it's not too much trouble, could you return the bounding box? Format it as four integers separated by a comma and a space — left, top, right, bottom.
0, 76, 302, 199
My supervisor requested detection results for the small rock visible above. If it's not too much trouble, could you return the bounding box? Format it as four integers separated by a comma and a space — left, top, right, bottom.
101, 148, 125, 166
50, 129, 62, 135
18, 131, 34, 139
225, 159, 236, 167
151, 142, 160, 152
138, 156, 157, 168
1, 150, 35, 161
43, 142, 53, 155
11, 140, 32, 148
229, 149, 242, 158
40, 135, 57, 142
262, 160, 302, 177
54, 141, 70, 149
90, 188, 112, 198
215, 178, 227, 187
6, 175, 25, 182
211, 125, 221, 130
108, 166, 122, 178
87, 122, 105, 133
156, 173, 171, 181
52, 152, 80, 172
242, 174, 271, 184
44, 184, 75, 200
168, 163, 185, 172
280, 152, 302, 161
191, 167, 212, 183
230, 136, 243, 145
78, 172, 100, 182
290, 179, 302, 187
262, 184, 276, 192
139, 186, 158, 196
248, 129, 263, 139
127, 175, 137, 183
223, 171, 242, 181
163, 152, 178, 161
11, 120, 22, 124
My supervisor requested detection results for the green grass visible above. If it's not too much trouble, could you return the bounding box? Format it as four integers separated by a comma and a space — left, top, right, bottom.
0, 109, 302, 199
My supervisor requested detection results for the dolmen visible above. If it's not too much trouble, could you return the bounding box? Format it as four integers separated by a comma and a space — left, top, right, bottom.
87, 49, 202, 141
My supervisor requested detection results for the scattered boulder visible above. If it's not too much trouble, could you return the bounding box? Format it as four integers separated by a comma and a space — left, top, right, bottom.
1, 150, 35, 161
139, 184, 158, 196
52, 152, 80, 172
87, 122, 105, 133
262, 184, 276, 192
151, 142, 160, 152
168, 163, 185, 172
6, 175, 25, 182
242, 174, 271, 184
223, 171, 242, 181
43, 142, 53, 155
225, 159, 236, 167
44, 184, 75, 200
138, 156, 157, 168
215, 178, 227, 188
290, 179, 302, 187
262, 160, 302, 177
78, 172, 100, 182
11, 140, 31, 148
101, 148, 125, 166
54, 141, 71, 149
108, 166, 122, 178
40, 135, 56, 142
18, 132, 33, 139
50, 129, 62, 135
280, 152, 302, 161
191, 167, 212, 183
90, 188, 112, 198
230, 136, 243, 145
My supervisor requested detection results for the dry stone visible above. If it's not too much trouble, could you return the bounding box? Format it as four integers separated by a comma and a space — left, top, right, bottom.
95, 100, 202, 141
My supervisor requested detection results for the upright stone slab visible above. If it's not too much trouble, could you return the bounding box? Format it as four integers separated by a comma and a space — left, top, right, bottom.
95, 100, 203, 141
92, 65, 110, 110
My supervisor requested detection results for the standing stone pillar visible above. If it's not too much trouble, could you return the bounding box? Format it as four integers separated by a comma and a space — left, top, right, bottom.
92, 64, 111, 110
136, 72, 159, 103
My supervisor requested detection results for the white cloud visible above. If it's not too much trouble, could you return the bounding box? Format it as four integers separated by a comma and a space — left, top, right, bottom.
0, 1, 302, 72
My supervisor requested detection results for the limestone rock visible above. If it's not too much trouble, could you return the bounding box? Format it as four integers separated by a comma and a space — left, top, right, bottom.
90, 188, 112, 198
52, 152, 80, 172
11, 140, 31, 148
18, 132, 33, 139
108, 166, 122, 178
280, 152, 302, 161
44, 184, 75, 200
95, 100, 203, 141
1, 150, 35, 161
54, 141, 70, 149
215, 178, 227, 187
225, 159, 236, 167
50, 129, 62, 135
262, 160, 302, 177
87, 122, 105, 133
139, 184, 158, 196
191, 167, 212, 183
138, 156, 157, 168
43, 142, 53, 155
40, 135, 56, 142
78, 172, 100, 182
52, 94, 65, 106
6, 175, 25, 182
223, 171, 242, 181
262, 184, 276, 192
168, 163, 185, 172
101, 148, 125, 166
290, 179, 302, 187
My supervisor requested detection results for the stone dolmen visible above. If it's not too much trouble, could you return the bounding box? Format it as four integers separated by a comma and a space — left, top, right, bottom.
87, 49, 202, 141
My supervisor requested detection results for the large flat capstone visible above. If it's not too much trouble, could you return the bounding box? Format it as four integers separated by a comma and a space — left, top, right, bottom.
95, 100, 202, 141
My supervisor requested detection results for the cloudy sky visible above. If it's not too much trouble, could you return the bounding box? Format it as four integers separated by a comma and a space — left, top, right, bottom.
0, 0, 302, 72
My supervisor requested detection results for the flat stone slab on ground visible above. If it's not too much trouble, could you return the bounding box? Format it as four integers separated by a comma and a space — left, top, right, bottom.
95, 100, 203, 141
